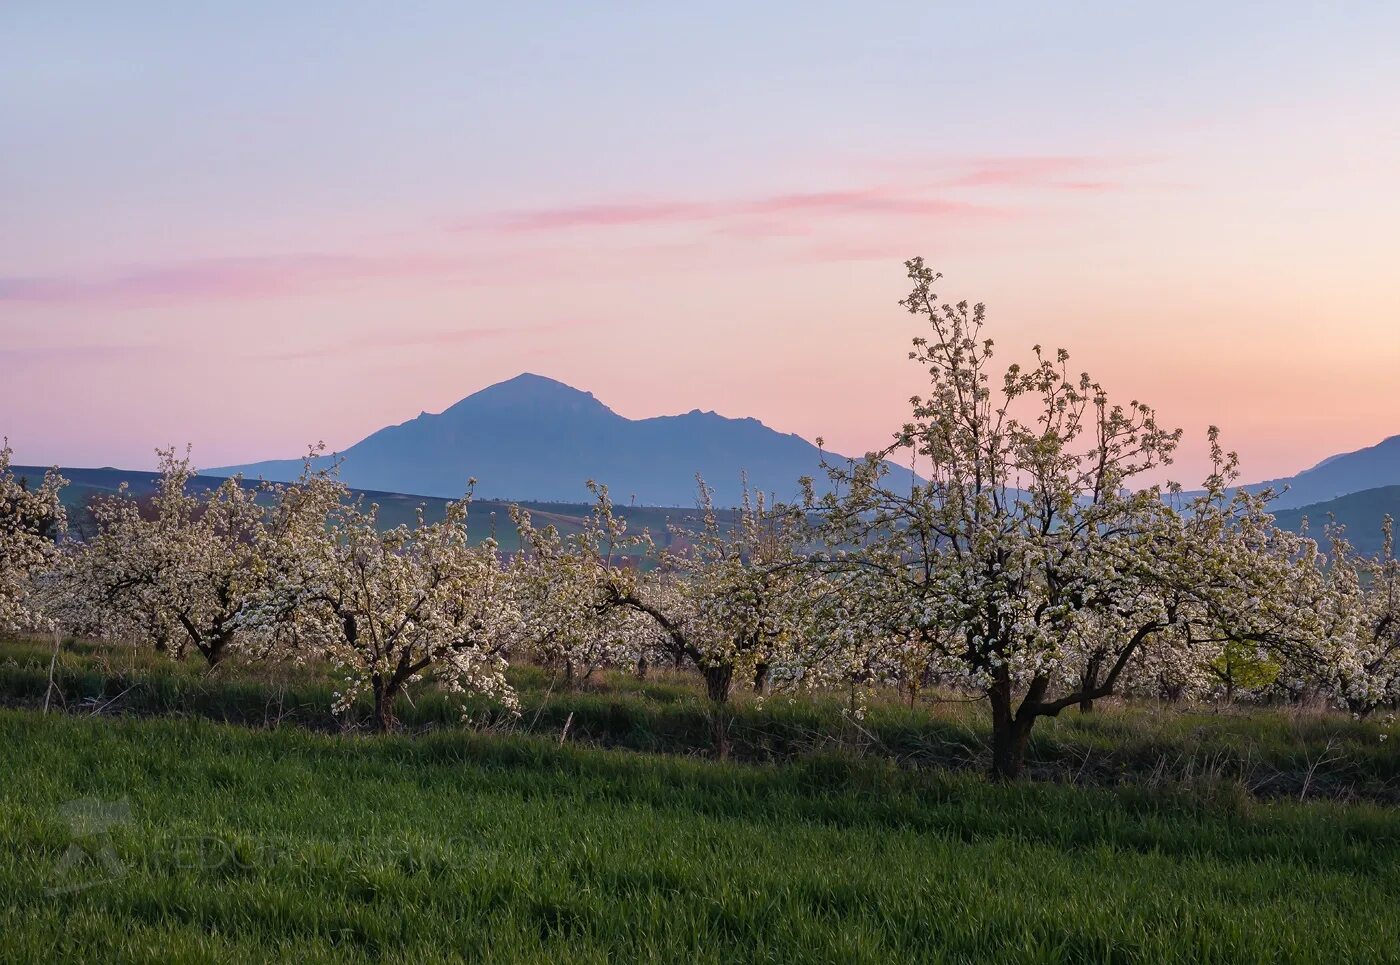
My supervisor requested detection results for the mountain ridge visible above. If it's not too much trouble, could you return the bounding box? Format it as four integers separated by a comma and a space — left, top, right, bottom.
1236, 434, 1400, 510
207, 373, 916, 507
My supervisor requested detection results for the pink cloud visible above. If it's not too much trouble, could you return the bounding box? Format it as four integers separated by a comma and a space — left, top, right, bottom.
0, 253, 477, 306
484, 185, 1003, 234
261, 318, 603, 361
0, 157, 1134, 309
477, 158, 1138, 237
942, 156, 1100, 187
0, 343, 153, 363
496, 200, 721, 231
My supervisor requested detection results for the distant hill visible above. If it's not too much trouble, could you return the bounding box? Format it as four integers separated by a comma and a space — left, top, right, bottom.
20, 466, 1400, 558
1241, 435, 1400, 510
207, 373, 918, 507
8, 465, 726, 555
1270, 485, 1400, 556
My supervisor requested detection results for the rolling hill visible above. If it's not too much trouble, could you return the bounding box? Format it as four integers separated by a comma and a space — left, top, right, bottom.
207, 373, 917, 507
1241, 435, 1400, 510
1269, 485, 1400, 556
7, 464, 724, 555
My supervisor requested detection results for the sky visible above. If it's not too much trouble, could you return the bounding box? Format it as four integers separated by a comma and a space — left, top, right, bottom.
3, 1, 1398, 487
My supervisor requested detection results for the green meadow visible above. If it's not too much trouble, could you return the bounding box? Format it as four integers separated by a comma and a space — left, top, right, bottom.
2, 636, 1398, 962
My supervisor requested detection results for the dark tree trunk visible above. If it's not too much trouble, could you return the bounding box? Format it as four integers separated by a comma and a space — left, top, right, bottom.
752, 662, 770, 695
990, 713, 1035, 780
371, 674, 397, 732
202, 630, 233, 667
989, 675, 1035, 780
1075, 655, 1097, 714
635, 655, 649, 680
563, 658, 575, 689
704, 663, 734, 704
1078, 656, 1102, 714
703, 663, 735, 759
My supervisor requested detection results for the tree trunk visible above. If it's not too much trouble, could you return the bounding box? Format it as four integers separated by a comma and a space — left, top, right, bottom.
703, 664, 735, 759
989, 676, 1035, 780
704, 664, 734, 704
1078, 657, 1102, 714
371, 675, 397, 732
990, 715, 1035, 781
635, 655, 649, 680
563, 658, 575, 689
202, 631, 232, 667
752, 662, 770, 695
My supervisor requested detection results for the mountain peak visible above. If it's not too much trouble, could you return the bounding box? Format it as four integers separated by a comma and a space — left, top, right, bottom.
443, 373, 614, 418
208, 373, 921, 506
1302, 434, 1400, 475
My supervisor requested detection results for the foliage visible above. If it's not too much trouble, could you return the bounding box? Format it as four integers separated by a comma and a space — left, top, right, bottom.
247, 460, 518, 730
0, 441, 66, 632
50, 448, 268, 664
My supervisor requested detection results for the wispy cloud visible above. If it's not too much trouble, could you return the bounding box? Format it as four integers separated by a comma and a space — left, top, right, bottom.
477, 156, 1143, 236
0, 253, 475, 306
937, 155, 1130, 191
482, 187, 1001, 234
0, 342, 153, 364
259, 318, 601, 362
0, 156, 1147, 309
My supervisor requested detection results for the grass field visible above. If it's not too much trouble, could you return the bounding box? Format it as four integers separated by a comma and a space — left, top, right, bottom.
5, 636, 1399, 801
5, 710, 1400, 963
5, 636, 1400, 962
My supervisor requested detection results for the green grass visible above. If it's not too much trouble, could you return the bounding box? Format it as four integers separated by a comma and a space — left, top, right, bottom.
4, 636, 1398, 802
3, 709, 1399, 963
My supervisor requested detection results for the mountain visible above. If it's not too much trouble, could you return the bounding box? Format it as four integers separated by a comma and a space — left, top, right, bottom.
207, 373, 917, 506
1242, 435, 1400, 510
1270, 485, 1400, 556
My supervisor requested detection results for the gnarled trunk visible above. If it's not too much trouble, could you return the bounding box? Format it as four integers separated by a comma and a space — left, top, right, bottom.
752, 662, 770, 695
1078, 656, 1102, 713
990, 720, 1034, 780
703, 663, 734, 704
703, 663, 735, 759
201, 629, 233, 667
989, 674, 1035, 780
371, 674, 398, 732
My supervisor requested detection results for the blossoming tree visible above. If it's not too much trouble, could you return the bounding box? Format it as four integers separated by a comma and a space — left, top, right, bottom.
0, 442, 67, 632
1276, 518, 1400, 714
811, 259, 1316, 778
55, 449, 266, 664
510, 484, 654, 686
593, 479, 813, 755
252, 465, 519, 730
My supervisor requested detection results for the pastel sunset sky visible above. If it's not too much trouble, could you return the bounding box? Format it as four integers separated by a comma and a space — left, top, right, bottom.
3, 2, 1398, 487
